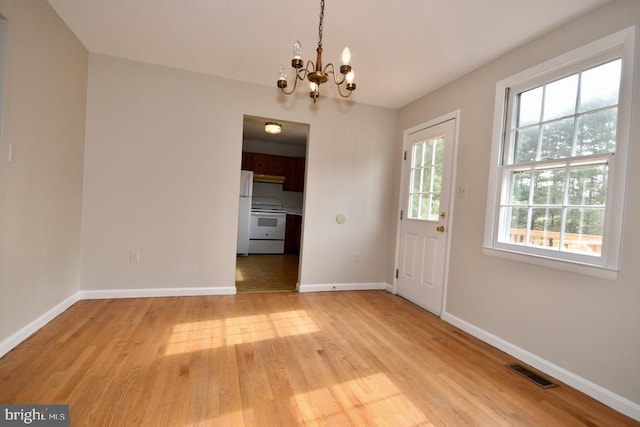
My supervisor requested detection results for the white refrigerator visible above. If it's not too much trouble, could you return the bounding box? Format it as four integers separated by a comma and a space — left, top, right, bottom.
237, 170, 253, 255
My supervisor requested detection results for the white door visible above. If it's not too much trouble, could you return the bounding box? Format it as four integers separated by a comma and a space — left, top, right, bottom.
396, 118, 456, 316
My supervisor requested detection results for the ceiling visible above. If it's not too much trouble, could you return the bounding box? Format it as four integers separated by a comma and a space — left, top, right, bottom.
243, 115, 309, 146
47, 0, 609, 110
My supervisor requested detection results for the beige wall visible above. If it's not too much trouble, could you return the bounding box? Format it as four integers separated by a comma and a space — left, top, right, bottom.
81, 54, 396, 291
0, 1, 87, 340
395, 0, 640, 408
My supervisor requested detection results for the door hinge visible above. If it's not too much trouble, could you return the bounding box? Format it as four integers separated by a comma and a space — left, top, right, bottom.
400, 210, 403, 220
395, 269, 399, 279
404, 151, 407, 161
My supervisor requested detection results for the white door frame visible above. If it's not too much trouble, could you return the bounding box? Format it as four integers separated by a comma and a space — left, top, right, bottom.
393, 110, 461, 317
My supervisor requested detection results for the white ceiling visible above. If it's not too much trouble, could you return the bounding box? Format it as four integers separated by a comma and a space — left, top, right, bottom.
47, 0, 609, 110
243, 115, 309, 146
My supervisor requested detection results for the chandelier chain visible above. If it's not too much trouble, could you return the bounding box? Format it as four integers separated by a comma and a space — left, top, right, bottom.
318, 0, 324, 49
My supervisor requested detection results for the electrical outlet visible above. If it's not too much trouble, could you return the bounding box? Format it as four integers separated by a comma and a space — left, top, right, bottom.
354, 253, 361, 263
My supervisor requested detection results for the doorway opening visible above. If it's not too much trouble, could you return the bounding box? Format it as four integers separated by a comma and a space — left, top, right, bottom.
235, 115, 309, 293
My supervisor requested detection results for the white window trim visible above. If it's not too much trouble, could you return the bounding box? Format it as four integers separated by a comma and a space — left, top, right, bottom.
483, 26, 636, 280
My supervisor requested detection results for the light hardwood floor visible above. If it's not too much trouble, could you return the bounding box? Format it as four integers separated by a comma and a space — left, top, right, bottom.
235, 255, 298, 293
0, 291, 636, 426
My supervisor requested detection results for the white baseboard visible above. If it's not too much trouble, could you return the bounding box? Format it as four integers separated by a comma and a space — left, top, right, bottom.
79, 286, 237, 299
298, 282, 387, 293
442, 311, 640, 422
0, 292, 80, 359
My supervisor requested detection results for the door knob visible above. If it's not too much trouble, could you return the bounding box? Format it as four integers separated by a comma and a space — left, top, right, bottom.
436, 226, 445, 232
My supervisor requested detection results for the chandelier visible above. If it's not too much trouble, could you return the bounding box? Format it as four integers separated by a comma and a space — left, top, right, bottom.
276, 0, 356, 103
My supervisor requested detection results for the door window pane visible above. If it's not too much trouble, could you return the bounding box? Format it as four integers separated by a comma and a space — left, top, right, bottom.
409, 136, 444, 221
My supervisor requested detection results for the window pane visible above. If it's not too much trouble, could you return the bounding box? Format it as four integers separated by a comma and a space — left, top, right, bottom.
579, 59, 621, 112
432, 165, 442, 193
568, 163, 608, 205
505, 207, 528, 244
429, 194, 440, 220
533, 167, 565, 205
412, 142, 424, 168
409, 135, 443, 221
410, 194, 420, 218
420, 194, 430, 218
540, 118, 574, 160
433, 137, 444, 164
518, 86, 543, 126
529, 208, 562, 249
575, 108, 617, 156
514, 127, 539, 164
419, 166, 431, 193
411, 168, 422, 193
543, 74, 579, 121
509, 170, 531, 204
564, 208, 604, 255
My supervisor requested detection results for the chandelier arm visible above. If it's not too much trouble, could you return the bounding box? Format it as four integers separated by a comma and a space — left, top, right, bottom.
279, 76, 299, 95
301, 60, 317, 79
335, 82, 354, 98
280, 60, 317, 95
323, 63, 347, 86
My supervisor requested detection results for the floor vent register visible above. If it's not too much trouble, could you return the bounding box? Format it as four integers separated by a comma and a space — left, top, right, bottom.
506, 363, 558, 389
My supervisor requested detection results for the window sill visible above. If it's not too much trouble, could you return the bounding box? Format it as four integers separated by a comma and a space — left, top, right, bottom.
482, 246, 619, 280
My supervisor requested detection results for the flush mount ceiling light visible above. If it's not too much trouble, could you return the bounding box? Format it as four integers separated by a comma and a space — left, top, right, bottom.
264, 122, 282, 135
276, 0, 356, 103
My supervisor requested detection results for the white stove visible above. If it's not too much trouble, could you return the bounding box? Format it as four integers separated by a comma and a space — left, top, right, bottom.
249, 198, 286, 254
251, 197, 286, 213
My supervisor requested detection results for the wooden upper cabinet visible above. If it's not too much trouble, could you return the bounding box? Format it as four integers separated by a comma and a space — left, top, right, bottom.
269, 155, 287, 176
242, 151, 305, 192
283, 156, 305, 192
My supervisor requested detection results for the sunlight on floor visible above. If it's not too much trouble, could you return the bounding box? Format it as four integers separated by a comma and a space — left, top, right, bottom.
165, 310, 319, 355
291, 372, 433, 425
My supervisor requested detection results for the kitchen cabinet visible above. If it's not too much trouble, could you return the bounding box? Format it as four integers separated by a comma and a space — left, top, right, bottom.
285, 214, 302, 254
283, 156, 305, 192
242, 151, 305, 192
242, 152, 272, 175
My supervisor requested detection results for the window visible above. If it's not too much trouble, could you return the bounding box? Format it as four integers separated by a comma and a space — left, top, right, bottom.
484, 27, 636, 279
409, 135, 444, 221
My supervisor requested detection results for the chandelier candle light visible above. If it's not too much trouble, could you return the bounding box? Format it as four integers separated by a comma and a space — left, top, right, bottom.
276, 0, 356, 103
